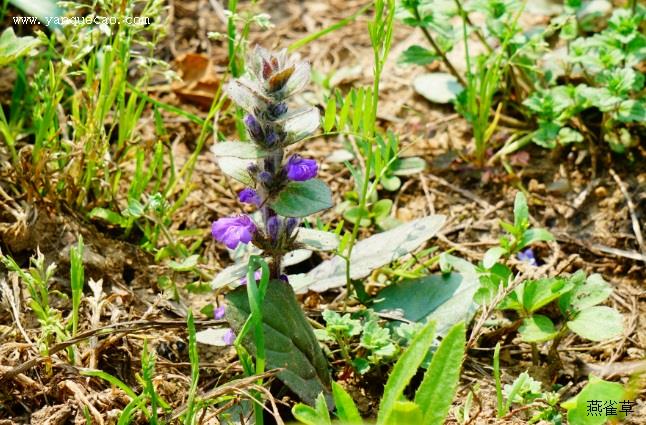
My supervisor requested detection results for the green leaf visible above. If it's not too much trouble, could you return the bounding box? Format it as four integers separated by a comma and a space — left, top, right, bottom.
521, 278, 572, 313
563, 376, 625, 425
531, 122, 560, 149
380, 174, 401, 191
292, 393, 332, 425
389, 401, 423, 423
167, 255, 199, 272
271, 179, 333, 217
513, 192, 529, 230
560, 273, 612, 312
88, 208, 127, 227
211, 141, 269, 159
323, 96, 336, 133
398, 45, 437, 65
519, 228, 554, 249
0, 28, 41, 66
295, 228, 339, 251
483, 247, 507, 269
617, 99, 646, 122
371, 199, 392, 219
391, 157, 426, 176
558, 127, 584, 144
376, 320, 436, 425
226, 280, 332, 405
331, 382, 362, 425
343, 207, 371, 227
567, 306, 623, 341
519, 315, 558, 343
415, 322, 466, 425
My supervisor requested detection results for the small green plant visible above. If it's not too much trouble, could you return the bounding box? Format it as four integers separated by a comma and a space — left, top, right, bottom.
317, 309, 421, 374
293, 320, 466, 425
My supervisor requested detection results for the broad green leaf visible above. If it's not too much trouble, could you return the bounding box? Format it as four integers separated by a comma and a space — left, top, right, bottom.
371, 199, 392, 219
560, 273, 612, 312
271, 179, 333, 217
563, 376, 625, 425
332, 382, 362, 425
226, 281, 332, 405
519, 228, 554, 249
567, 306, 623, 341
415, 322, 466, 425
530, 122, 560, 149
617, 99, 646, 122
295, 228, 339, 251
301, 215, 446, 293
398, 45, 437, 65
211, 141, 268, 159
483, 247, 507, 269
521, 278, 572, 313
391, 157, 426, 176
519, 315, 558, 343
323, 96, 336, 133
558, 127, 584, 144
292, 393, 332, 425
0, 28, 40, 66
376, 320, 436, 425
167, 255, 199, 272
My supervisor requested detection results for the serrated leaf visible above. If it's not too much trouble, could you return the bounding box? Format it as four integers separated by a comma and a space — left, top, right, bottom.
331, 382, 362, 425
295, 228, 339, 251
271, 179, 333, 217
519, 315, 558, 343
617, 99, 646, 122
376, 320, 436, 425
567, 306, 623, 341
391, 157, 426, 176
415, 322, 466, 425
226, 281, 332, 405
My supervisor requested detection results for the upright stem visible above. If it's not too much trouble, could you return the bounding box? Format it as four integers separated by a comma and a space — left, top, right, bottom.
413, 6, 467, 87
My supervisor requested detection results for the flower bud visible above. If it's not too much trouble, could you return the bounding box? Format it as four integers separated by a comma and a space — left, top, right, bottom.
238, 188, 261, 206
266, 215, 280, 242
245, 114, 264, 142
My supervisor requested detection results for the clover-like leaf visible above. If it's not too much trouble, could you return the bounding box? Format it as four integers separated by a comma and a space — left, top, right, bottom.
271, 179, 333, 217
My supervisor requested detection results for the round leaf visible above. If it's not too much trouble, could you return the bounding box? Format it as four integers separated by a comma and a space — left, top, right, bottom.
567, 306, 623, 341
271, 179, 333, 217
519, 315, 558, 343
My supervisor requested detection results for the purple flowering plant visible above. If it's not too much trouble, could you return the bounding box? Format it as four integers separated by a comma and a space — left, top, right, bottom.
211, 46, 334, 279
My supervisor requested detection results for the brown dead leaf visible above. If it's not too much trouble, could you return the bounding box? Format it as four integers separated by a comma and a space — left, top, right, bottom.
171, 53, 221, 109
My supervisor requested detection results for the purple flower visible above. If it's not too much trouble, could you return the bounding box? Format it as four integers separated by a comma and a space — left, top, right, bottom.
211, 215, 257, 249
285, 155, 318, 181
245, 114, 263, 141
517, 248, 537, 266
222, 328, 236, 345
214, 305, 226, 320
239, 188, 261, 206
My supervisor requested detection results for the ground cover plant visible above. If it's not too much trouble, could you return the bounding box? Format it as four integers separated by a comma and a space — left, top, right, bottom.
0, 0, 644, 424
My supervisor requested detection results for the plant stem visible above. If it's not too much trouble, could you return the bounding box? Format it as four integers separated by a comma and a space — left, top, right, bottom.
413, 6, 467, 87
